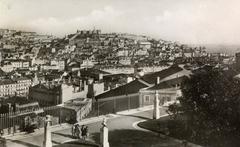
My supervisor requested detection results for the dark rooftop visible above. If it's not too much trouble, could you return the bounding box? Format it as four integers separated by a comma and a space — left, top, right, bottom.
147, 76, 188, 90
95, 79, 150, 100
141, 65, 183, 84
31, 83, 61, 91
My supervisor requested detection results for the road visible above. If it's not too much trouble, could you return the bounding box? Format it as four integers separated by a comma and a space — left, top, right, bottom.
6, 109, 182, 147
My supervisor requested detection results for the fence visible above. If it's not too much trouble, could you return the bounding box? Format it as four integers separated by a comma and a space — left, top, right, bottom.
0, 106, 64, 136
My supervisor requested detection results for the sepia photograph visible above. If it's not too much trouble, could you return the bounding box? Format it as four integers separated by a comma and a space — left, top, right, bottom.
0, 0, 240, 147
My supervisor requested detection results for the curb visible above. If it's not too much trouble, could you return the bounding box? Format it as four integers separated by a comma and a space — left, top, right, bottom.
116, 105, 153, 115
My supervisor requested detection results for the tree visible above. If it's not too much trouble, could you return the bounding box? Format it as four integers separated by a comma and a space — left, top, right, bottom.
169, 67, 240, 146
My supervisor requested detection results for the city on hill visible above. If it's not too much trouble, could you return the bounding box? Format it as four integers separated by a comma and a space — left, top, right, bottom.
0, 27, 240, 147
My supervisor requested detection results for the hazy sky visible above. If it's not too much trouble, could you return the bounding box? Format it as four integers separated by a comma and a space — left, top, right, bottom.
0, 0, 240, 44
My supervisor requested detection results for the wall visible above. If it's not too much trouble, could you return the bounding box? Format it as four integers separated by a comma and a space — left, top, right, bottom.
61, 84, 74, 103
71, 90, 88, 99
139, 89, 180, 107
76, 100, 92, 122
29, 88, 60, 106
93, 82, 104, 96
94, 93, 140, 115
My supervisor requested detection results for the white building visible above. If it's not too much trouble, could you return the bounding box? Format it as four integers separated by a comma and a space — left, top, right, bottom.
0, 77, 32, 97
138, 41, 151, 50
50, 60, 65, 70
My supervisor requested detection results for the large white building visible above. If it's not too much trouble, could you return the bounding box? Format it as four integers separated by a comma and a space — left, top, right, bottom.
50, 60, 65, 70
0, 77, 32, 97
2, 59, 30, 69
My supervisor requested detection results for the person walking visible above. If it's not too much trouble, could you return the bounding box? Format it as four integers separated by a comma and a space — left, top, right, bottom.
85, 126, 89, 137
81, 125, 86, 140
81, 125, 89, 140
76, 124, 82, 139
71, 124, 76, 138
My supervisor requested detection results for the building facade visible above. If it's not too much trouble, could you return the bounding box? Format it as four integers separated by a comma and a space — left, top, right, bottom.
0, 77, 32, 97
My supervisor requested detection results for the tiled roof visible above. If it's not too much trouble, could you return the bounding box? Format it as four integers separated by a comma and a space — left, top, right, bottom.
141, 65, 183, 84
95, 79, 149, 100
147, 76, 188, 90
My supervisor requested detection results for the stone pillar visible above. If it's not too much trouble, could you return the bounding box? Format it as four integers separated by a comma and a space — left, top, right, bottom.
153, 91, 160, 119
100, 118, 109, 147
43, 115, 52, 147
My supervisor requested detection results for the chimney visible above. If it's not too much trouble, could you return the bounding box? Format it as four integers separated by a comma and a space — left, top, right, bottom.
87, 83, 94, 98
88, 78, 94, 85
63, 78, 66, 84
77, 70, 81, 77
134, 67, 138, 78
99, 73, 103, 81
68, 76, 71, 84
79, 79, 82, 91
8, 103, 12, 113
84, 80, 87, 88
156, 77, 160, 85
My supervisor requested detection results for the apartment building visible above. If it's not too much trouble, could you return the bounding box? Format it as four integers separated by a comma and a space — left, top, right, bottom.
0, 77, 32, 97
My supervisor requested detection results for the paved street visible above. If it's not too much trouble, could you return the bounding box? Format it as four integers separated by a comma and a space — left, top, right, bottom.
6, 109, 183, 147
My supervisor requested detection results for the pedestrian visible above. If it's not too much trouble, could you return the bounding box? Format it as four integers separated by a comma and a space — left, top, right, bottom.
85, 126, 89, 138
81, 125, 86, 140
76, 124, 81, 139
71, 124, 76, 138
82, 125, 89, 140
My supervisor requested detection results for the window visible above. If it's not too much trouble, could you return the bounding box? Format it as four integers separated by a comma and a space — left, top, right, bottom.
144, 95, 150, 102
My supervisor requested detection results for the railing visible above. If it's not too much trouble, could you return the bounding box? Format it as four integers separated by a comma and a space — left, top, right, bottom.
0, 106, 62, 136
0, 102, 93, 136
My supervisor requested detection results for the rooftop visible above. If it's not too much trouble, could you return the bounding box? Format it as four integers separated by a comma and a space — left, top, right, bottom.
141, 65, 183, 84
95, 79, 150, 100
147, 76, 188, 90
31, 83, 61, 91
63, 98, 91, 111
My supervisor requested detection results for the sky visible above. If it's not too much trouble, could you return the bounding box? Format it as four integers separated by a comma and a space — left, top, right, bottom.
0, 0, 240, 45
